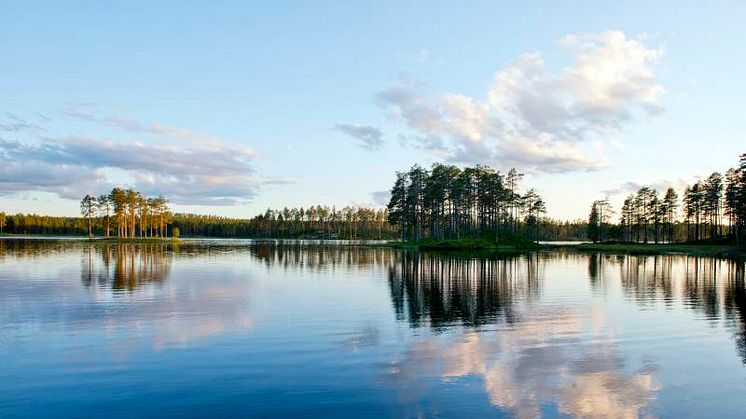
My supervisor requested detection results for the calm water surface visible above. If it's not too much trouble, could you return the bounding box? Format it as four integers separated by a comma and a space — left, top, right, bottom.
1, 239, 746, 418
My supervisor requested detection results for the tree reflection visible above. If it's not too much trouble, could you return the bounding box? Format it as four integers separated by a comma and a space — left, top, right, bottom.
618, 255, 675, 307
599, 254, 746, 364
387, 252, 541, 328
247, 242, 398, 272
81, 243, 172, 290
723, 261, 746, 364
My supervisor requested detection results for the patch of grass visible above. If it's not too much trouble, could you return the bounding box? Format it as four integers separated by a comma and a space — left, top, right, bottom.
377, 234, 540, 253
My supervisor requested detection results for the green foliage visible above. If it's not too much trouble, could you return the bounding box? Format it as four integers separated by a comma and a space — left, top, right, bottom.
386, 163, 546, 243
385, 233, 540, 252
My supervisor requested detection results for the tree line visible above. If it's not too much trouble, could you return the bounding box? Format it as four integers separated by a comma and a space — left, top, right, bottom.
0, 212, 88, 236
386, 164, 546, 242
588, 153, 746, 245
244, 206, 397, 239
171, 206, 399, 239
0, 205, 400, 240
0, 207, 587, 241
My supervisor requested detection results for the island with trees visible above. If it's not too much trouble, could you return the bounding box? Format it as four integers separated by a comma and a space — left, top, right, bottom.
384, 164, 547, 251
78, 188, 173, 240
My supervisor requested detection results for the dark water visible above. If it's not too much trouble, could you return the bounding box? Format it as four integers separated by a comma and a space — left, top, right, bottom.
2, 240, 746, 418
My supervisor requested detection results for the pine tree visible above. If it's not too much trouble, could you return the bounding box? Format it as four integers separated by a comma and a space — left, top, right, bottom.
80, 195, 95, 238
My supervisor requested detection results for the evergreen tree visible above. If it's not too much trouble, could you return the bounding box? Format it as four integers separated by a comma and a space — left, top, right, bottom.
80, 195, 95, 238
587, 202, 600, 243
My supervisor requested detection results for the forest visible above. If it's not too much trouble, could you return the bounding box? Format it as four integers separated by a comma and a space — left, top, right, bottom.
0, 204, 400, 240
385, 164, 547, 243
587, 153, 746, 245
173, 206, 398, 239
0, 205, 586, 241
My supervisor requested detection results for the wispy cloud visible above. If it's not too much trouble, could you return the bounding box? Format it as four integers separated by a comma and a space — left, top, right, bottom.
378, 31, 663, 173
0, 135, 258, 204
104, 115, 226, 148
1, 108, 263, 205
62, 102, 97, 121
601, 176, 698, 197
0, 113, 47, 133
333, 123, 385, 151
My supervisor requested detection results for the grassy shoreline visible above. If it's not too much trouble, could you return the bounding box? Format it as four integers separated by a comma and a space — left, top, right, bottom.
374, 236, 541, 253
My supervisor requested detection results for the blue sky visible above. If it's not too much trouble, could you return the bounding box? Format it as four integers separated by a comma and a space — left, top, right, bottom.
1, 1, 745, 220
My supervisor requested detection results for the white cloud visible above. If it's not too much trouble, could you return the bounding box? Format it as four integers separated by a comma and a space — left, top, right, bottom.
378, 31, 664, 173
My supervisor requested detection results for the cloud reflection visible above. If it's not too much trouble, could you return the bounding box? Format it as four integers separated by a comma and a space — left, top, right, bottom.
388, 309, 659, 418
385, 252, 661, 418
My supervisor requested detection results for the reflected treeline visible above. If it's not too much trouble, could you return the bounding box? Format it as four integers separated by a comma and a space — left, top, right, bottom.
247, 242, 399, 272
621, 255, 676, 306
81, 243, 173, 291
590, 253, 746, 364
0, 238, 89, 260
724, 263, 746, 364
388, 252, 541, 328
604, 255, 743, 319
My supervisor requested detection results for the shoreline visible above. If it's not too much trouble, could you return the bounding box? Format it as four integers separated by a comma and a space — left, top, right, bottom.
2, 234, 744, 258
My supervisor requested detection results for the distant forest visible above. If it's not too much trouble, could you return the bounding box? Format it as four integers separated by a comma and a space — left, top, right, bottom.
587, 153, 746, 245
0, 205, 399, 239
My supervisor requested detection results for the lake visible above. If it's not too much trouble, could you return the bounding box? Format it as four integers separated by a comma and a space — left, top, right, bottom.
1, 239, 746, 418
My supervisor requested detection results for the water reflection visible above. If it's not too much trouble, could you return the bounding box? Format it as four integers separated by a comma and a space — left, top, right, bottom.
387, 252, 541, 328
81, 243, 172, 290
248, 242, 397, 272
385, 252, 661, 417
724, 263, 746, 364
387, 316, 660, 418
0, 240, 252, 352
609, 255, 746, 336
384, 252, 746, 417
2, 241, 746, 417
